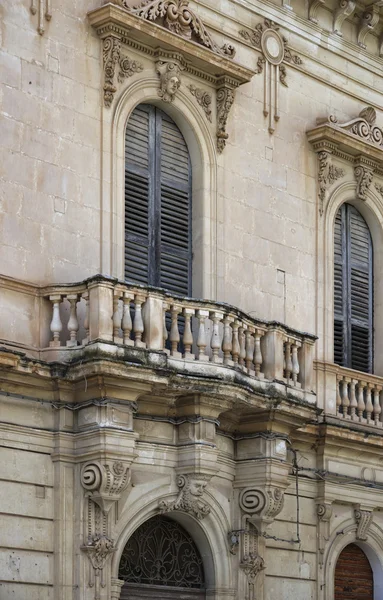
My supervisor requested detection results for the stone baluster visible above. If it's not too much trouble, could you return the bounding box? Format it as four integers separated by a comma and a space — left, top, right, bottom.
113, 292, 122, 342
357, 381, 366, 421
66, 294, 79, 347
82, 291, 89, 345
253, 329, 263, 376
336, 376, 342, 415
222, 314, 234, 365
340, 377, 350, 418
49, 295, 63, 347
365, 383, 373, 424
349, 379, 357, 419
163, 303, 169, 352
183, 307, 194, 359
122, 292, 133, 345
231, 320, 240, 364
373, 385, 382, 426
245, 327, 254, 373
196, 310, 209, 362
170, 305, 182, 358
291, 341, 300, 385
133, 295, 145, 348
239, 323, 246, 367
284, 340, 292, 382
210, 311, 223, 363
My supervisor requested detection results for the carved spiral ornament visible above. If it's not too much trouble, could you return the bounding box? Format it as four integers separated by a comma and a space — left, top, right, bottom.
239, 488, 267, 514
81, 463, 102, 491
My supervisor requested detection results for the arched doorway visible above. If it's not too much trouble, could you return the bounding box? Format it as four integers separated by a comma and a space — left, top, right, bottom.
118, 515, 206, 599
335, 543, 373, 600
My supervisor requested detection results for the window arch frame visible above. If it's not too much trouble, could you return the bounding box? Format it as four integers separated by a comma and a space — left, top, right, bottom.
102, 78, 218, 302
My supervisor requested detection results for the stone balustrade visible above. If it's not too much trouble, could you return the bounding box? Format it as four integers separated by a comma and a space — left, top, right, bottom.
0, 275, 316, 395
336, 367, 383, 428
36, 276, 316, 393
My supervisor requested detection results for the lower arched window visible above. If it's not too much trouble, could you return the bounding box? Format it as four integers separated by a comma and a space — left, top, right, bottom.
335, 543, 373, 599
334, 203, 373, 373
118, 515, 206, 599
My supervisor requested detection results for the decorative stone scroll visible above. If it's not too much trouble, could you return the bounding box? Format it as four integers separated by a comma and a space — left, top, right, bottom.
30, 0, 52, 35
354, 507, 373, 540
159, 473, 211, 519
188, 85, 212, 122
309, 0, 325, 24
317, 149, 345, 215
239, 486, 284, 523
112, 0, 236, 58
317, 502, 332, 567
102, 37, 143, 107
358, 4, 380, 49
81, 460, 131, 513
239, 20, 302, 134
216, 78, 236, 153
319, 107, 383, 148
354, 161, 374, 201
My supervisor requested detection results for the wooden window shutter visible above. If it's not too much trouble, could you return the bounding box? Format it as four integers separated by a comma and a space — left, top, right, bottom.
125, 105, 192, 296
333, 203, 373, 373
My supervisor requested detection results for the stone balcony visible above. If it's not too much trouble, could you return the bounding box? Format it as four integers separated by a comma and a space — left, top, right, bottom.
0, 274, 316, 410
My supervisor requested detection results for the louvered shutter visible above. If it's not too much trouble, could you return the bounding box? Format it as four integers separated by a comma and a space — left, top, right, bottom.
349, 206, 373, 372
333, 203, 373, 373
159, 112, 192, 296
125, 105, 192, 295
334, 208, 345, 366
125, 105, 153, 285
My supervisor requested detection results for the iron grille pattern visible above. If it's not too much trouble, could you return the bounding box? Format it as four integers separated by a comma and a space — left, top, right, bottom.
119, 516, 205, 589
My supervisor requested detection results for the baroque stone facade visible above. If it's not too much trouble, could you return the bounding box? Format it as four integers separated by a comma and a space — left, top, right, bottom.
2, 1, 383, 600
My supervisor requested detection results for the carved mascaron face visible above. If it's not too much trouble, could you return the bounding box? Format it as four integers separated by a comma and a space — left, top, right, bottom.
189, 479, 207, 497
166, 74, 181, 95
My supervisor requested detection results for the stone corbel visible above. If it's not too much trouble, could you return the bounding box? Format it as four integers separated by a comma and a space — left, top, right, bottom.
216, 77, 237, 153
354, 157, 376, 201
81, 460, 131, 513
312, 142, 345, 215
333, 0, 356, 36
358, 4, 380, 49
354, 506, 373, 540
159, 473, 211, 519
317, 502, 333, 567
239, 486, 285, 525
309, 0, 325, 23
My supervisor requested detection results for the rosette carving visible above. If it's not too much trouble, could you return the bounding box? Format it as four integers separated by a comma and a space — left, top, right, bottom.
188, 85, 212, 122
102, 37, 143, 107
80, 461, 131, 513
159, 474, 211, 519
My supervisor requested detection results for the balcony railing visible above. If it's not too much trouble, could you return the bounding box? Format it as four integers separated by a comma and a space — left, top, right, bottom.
336, 366, 383, 428
0, 275, 316, 399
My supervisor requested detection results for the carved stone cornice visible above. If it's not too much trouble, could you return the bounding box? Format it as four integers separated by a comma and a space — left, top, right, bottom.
239, 19, 302, 133
88, 3, 253, 85
354, 507, 373, 540
333, 0, 356, 36
307, 107, 383, 175
159, 473, 211, 519
80, 460, 131, 513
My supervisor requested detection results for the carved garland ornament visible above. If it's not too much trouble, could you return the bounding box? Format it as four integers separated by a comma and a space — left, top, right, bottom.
30, 0, 52, 35
240, 19, 302, 133
159, 474, 211, 519
112, 0, 236, 58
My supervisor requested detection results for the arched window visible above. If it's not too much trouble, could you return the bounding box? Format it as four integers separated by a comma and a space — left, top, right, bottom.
125, 104, 192, 296
334, 203, 373, 373
334, 543, 373, 599
118, 515, 205, 599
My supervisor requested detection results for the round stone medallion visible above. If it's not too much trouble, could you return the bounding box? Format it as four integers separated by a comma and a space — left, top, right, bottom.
261, 29, 284, 65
